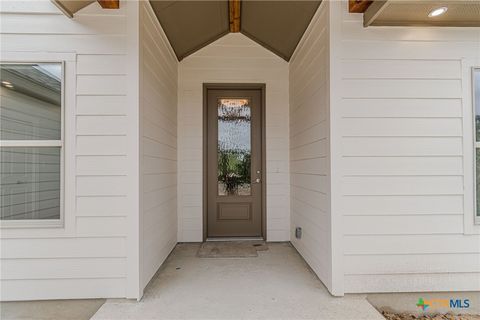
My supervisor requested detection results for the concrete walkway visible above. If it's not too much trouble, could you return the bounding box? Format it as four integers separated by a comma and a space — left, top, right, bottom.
1, 299, 105, 320
92, 243, 383, 320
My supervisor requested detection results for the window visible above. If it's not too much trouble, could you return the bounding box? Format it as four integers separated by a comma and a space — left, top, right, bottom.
474, 68, 480, 223
0, 62, 63, 225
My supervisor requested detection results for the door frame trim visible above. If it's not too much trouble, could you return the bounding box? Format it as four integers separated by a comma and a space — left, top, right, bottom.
202, 83, 266, 241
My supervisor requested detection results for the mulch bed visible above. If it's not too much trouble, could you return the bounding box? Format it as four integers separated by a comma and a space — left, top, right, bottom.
381, 311, 480, 320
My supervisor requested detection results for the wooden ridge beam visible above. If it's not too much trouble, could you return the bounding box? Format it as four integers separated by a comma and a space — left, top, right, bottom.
349, 0, 373, 13
229, 0, 241, 33
97, 0, 119, 9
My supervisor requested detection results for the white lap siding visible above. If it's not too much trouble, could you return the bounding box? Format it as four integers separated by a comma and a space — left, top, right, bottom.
0, 0, 136, 300
289, 2, 335, 294
139, 0, 178, 293
330, 1, 480, 293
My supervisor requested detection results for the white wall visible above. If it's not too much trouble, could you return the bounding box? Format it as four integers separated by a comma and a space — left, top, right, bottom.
0, 0, 138, 300
330, 1, 480, 293
139, 1, 178, 292
177, 33, 290, 242
289, 1, 334, 293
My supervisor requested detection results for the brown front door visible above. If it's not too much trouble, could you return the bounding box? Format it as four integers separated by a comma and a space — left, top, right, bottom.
206, 88, 263, 238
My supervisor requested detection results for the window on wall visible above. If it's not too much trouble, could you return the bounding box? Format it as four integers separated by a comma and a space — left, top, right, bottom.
474, 68, 480, 223
0, 63, 63, 224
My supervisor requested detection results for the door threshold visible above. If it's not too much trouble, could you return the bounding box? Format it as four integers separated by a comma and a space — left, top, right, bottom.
206, 237, 264, 242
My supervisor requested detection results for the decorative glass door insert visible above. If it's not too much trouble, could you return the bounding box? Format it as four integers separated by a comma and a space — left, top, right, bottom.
217, 98, 251, 196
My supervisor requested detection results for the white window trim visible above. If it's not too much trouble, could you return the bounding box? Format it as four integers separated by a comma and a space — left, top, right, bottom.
0, 61, 65, 229
461, 59, 480, 234
473, 66, 480, 226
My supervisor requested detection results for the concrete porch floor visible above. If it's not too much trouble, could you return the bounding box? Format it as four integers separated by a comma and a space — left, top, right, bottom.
92, 242, 384, 320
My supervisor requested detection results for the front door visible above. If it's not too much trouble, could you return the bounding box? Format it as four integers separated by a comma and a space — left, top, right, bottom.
206, 88, 263, 238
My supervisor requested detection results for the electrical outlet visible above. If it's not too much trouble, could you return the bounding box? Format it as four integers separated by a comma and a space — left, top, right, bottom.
295, 227, 302, 239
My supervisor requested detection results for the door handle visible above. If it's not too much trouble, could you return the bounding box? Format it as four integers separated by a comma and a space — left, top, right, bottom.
253, 178, 261, 184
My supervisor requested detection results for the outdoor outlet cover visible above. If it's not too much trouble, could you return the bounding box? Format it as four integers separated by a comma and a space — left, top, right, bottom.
295, 227, 302, 239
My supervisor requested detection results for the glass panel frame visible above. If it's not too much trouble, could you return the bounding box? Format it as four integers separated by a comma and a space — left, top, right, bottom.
217, 98, 252, 196
0, 61, 64, 227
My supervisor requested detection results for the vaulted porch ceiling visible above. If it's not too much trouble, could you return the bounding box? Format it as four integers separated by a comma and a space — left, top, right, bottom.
148, 0, 322, 61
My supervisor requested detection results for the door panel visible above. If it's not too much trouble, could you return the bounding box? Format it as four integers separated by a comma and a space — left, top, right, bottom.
207, 89, 262, 238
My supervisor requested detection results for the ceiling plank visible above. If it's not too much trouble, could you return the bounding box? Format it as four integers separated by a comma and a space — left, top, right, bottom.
363, 0, 389, 27
50, 0, 96, 18
97, 0, 119, 9
229, 0, 241, 33
349, 0, 373, 13
51, 0, 74, 18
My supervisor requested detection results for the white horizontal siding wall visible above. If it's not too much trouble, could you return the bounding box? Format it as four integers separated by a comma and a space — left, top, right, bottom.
139, 0, 178, 292
0, 0, 137, 300
178, 33, 290, 242
289, 2, 333, 293
330, 1, 480, 293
